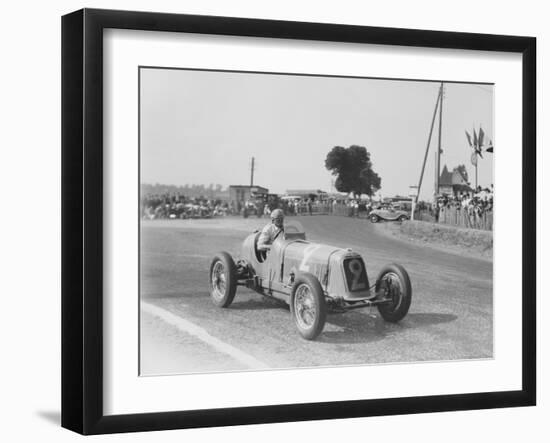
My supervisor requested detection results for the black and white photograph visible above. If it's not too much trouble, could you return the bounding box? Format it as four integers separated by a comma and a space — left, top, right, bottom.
1, 0, 544, 440
138, 67, 494, 376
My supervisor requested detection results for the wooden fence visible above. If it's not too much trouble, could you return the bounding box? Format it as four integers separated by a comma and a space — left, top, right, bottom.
289, 203, 492, 231
437, 207, 493, 231
292, 203, 367, 217
293, 203, 331, 215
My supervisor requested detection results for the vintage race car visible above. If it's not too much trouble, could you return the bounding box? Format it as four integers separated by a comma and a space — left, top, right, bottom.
369, 207, 409, 223
209, 221, 411, 340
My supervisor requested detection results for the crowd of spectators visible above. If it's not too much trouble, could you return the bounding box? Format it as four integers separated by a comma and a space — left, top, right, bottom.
141, 193, 288, 219
142, 186, 494, 231
141, 193, 232, 219
282, 198, 364, 216
141, 193, 367, 220
434, 185, 494, 221
428, 186, 495, 231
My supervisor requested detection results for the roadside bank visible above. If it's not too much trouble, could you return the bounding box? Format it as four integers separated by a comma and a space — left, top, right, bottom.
374, 219, 493, 260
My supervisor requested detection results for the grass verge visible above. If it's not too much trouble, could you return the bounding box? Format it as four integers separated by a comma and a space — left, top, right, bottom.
375, 220, 493, 260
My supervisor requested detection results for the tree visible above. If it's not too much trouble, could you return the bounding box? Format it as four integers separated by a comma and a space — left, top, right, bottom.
325, 145, 381, 197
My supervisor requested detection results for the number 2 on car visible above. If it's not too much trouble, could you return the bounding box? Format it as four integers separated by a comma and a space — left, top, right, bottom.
298, 244, 322, 272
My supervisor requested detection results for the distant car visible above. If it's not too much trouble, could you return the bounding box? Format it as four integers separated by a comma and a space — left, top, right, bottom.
369, 207, 409, 223
209, 221, 412, 340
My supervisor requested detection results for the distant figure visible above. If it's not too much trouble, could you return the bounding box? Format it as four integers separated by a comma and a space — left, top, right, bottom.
257, 209, 285, 252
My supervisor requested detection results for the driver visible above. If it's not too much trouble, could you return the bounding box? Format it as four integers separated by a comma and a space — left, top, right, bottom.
257, 209, 284, 251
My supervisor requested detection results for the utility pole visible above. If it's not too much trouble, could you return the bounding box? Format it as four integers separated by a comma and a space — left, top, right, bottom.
435, 83, 444, 196
250, 156, 255, 187
472, 125, 479, 191
475, 159, 478, 190
415, 83, 443, 204
409, 185, 418, 220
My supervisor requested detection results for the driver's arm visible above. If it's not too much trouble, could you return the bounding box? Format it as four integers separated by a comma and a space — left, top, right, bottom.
257, 226, 272, 251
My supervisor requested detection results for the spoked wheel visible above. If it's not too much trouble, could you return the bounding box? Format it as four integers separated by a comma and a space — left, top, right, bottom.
209, 252, 237, 307
290, 273, 326, 340
370, 214, 380, 223
375, 263, 412, 322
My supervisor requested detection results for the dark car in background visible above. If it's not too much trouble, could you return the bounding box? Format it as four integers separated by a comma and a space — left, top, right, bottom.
369, 206, 410, 223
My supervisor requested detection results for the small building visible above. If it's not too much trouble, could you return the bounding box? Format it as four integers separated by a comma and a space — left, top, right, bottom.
229, 185, 269, 207
438, 165, 471, 196
284, 189, 328, 201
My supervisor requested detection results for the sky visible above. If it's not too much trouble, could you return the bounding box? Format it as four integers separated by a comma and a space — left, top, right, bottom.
140, 67, 494, 200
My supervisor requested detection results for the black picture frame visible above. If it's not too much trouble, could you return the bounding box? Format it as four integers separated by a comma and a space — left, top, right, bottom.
61, 8, 536, 435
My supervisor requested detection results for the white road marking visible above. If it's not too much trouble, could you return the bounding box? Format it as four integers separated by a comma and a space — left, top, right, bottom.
141, 302, 270, 369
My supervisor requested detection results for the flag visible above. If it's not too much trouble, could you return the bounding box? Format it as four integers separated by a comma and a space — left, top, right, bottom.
465, 130, 473, 147
486, 139, 494, 153
478, 127, 485, 148
474, 126, 485, 158
473, 127, 483, 159
471, 152, 478, 166
475, 145, 483, 159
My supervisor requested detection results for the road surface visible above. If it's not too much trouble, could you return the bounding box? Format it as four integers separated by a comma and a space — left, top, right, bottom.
139, 216, 492, 375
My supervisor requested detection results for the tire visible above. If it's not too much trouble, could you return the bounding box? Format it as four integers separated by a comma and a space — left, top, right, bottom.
398, 215, 408, 222
290, 273, 327, 340
370, 214, 380, 223
375, 263, 412, 322
209, 252, 237, 308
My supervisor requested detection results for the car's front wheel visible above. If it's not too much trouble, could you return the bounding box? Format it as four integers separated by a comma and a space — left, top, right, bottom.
398, 215, 408, 221
370, 214, 380, 223
209, 252, 237, 308
290, 273, 327, 340
375, 263, 412, 322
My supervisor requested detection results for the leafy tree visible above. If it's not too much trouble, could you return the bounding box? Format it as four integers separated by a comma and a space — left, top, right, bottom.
325, 145, 381, 197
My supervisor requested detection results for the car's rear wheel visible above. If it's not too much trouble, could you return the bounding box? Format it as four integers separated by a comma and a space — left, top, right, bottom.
398, 215, 408, 221
290, 273, 327, 340
209, 252, 237, 308
375, 263, 412, 322
370, 214, 380, 223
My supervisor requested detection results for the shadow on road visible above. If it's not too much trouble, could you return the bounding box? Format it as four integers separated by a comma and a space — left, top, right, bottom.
229, 297, 289, 311
320, 313, 389, 344
141, 291, 209, 300
319, 311, 457, 344
405, 312, 458, 326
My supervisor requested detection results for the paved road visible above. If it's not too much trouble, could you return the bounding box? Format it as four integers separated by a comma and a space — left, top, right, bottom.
139, 216, 492, 375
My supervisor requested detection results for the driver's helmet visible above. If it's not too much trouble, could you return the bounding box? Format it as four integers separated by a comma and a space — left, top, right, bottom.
271, 208, 284, 221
